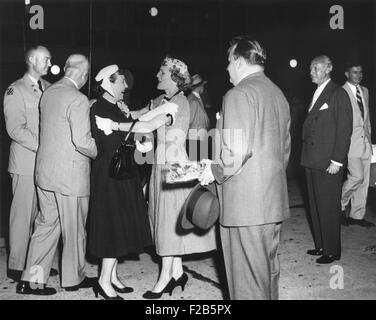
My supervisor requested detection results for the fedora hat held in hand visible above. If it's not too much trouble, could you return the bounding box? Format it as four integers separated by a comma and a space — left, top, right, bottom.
180, 182, 219, 230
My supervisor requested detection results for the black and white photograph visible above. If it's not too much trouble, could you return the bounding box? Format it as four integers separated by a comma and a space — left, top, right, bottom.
0, 0, 376, 304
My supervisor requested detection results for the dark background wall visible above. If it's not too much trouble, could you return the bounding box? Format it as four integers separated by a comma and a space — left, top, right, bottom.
1, 0, 376, 238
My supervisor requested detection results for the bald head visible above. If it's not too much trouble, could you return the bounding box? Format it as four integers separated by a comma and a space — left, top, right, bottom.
64, 54, 89, 89
310, 55, 333, 86
25, 45, 51, 77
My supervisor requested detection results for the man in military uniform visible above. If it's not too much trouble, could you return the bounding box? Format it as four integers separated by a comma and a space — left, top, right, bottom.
3, 45, 54, 281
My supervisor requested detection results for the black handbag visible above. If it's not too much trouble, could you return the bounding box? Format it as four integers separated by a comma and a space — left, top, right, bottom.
109, 119, 138, 180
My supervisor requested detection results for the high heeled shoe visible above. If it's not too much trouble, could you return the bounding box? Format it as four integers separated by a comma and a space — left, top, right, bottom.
93, 282, 124, 300
112, 283, 134, 294
142, 277, 176, 299
173, 273, 188, 292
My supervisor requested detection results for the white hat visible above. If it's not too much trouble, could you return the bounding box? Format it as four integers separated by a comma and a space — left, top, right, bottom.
95, 64, 119, 97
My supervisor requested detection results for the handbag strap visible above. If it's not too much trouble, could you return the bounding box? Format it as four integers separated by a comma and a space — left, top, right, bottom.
124, 119, 139, 142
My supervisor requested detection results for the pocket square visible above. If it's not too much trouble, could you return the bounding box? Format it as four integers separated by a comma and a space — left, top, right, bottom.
319, 103, 329, 110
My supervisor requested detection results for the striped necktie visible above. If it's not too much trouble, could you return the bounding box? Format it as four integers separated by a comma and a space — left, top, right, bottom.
356, 86, 364, 119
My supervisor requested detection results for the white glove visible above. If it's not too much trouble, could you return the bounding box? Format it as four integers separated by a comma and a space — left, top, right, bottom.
139, 102, 178, 123
198, 159, 215, 185
136, 140, 153, 153
95, 116, 112, 135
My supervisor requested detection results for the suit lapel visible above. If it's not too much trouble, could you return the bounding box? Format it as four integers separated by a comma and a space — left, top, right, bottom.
309, 80, 334, 114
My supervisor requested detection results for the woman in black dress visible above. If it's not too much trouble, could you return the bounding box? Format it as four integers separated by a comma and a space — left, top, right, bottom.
89, 65, 152, 299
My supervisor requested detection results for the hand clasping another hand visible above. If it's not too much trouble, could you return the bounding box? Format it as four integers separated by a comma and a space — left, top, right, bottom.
95, 116, 113, 135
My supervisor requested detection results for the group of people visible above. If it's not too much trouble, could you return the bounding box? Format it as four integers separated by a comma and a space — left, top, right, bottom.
2, 36, 373, 301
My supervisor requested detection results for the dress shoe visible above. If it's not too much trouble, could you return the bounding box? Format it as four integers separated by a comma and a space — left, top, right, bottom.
316, 254, 340, 264
50, 268, 59, 277
112, 283, 134, 293
142, 277, 176, 299
16, 281, 56, 295
64, 276, 97, 292
7, 269, 22, 281
307, 248, 323, 256
93, 282, 123, 300
347, 218, 375, 227
172, 273, 188, 292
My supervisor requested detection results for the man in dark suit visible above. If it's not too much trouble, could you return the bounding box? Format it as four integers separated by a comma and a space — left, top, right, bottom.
200, 36, 291, 299
301, 55, 353, 264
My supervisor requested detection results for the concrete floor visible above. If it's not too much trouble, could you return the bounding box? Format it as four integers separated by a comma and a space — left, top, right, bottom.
1, 180, 376, 300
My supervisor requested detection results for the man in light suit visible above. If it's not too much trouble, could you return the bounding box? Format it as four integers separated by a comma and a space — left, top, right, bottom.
17, 54, 97, 295
3, 46, 55, 281
200, 36, 291, 300
301, 55, 353, 264
341, 62, 374, 227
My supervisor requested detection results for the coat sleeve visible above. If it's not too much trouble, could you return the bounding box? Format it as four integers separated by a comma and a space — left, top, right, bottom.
364, 87, 371, 135
211, 88, 254, 184
3, 85, 38, 152
331, 88, 353, 164
67, 94, 97, 159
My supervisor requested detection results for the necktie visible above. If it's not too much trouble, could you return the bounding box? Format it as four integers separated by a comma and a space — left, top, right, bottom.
356, 86, 364, 119
37, 80, 44, 93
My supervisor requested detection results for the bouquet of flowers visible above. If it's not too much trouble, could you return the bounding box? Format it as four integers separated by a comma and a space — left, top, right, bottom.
165, 161, 206, 184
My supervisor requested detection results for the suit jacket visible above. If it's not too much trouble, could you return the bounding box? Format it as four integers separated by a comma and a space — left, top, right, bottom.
211, 71, 291, 226
187, 92, 210, 132
342, 83, 372, 159
3, 74, 50, 176
301, 80, 353, 170
35, 77, 97, 197
301, 80, 352, 170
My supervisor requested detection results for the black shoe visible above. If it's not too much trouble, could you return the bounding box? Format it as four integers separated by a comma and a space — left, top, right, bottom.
142, 278, 176, 299
112, 283, 134, 294
316, 254, 340, 264
7, 269, 22, 282
341, 212, 349, 226
347, 218, 375, 227
16, 281, 56, 295
307, 248, 323, 256
64, 277, 97, 292
172, 273, 188, 292
50, 268, 59, 277
93, 282, 124, 300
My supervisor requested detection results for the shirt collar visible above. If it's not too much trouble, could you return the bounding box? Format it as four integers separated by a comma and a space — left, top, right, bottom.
316, 78, 331, 93
27, 74, 39, 86
192, 91, 201, 100
237, 67, 264, 85
64, 76, 79, 89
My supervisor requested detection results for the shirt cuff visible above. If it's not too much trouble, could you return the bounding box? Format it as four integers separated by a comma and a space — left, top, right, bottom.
331, 160, 343, 167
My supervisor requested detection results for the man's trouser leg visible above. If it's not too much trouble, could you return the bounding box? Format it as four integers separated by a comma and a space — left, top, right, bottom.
55, 193, 88, 287
310, 169, 342, 256
342, 157, 371, 220
220, 223, 282, 300
22, 187, 60, 285
8, 174, 38, 271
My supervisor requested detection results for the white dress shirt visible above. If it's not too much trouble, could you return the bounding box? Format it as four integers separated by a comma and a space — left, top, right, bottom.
309, 78, 331, 112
